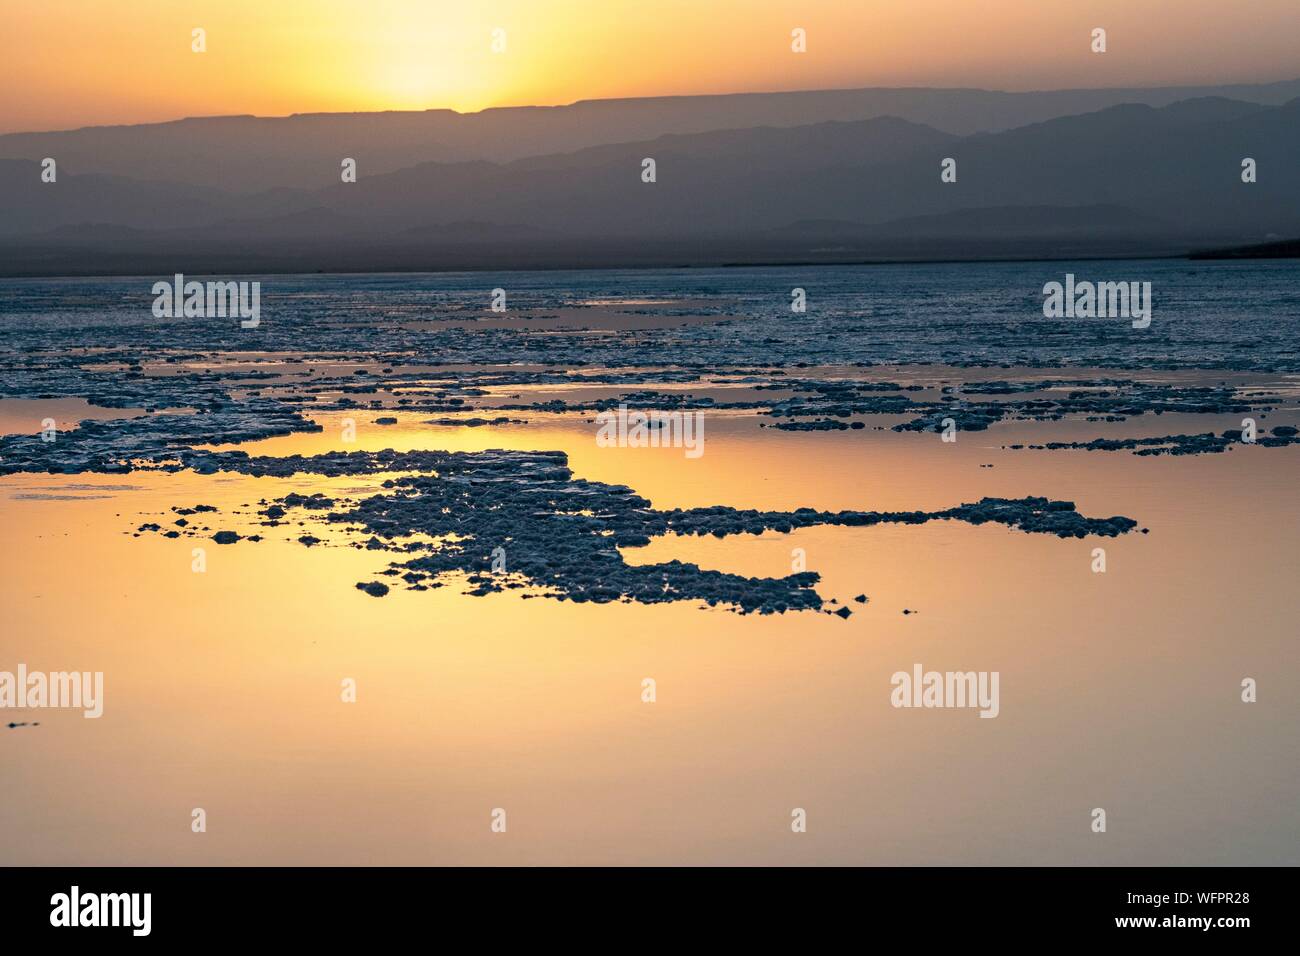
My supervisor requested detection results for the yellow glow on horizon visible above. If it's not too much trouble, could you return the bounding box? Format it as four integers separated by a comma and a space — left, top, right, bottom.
2, 0, 1298, 133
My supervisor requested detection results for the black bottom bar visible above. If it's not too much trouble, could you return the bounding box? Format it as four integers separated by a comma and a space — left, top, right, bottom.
0, 866, 1281, 942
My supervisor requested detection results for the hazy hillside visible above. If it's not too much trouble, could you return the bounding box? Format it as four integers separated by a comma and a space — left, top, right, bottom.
2, 92, 1298, 275
2, 77, 1299, 193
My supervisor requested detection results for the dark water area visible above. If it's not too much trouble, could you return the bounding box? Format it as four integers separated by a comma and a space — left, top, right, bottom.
2, 258, 1298, 372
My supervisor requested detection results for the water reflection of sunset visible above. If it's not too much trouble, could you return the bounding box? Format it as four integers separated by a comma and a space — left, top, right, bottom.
4, 400, 1295, 864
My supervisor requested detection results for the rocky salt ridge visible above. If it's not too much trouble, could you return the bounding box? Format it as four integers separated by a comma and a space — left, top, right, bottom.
132, 448, 1139, 615
3, 329, 1296, 463
0, 404, 321, 474
0, 351, 1281, 614
1004, 424, 1300, 456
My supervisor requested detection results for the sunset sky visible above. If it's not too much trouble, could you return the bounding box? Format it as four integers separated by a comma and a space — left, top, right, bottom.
3, 0, 1299, 134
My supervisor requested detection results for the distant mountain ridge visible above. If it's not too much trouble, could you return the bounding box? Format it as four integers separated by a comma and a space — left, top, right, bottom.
3, 77, 1299, 192
1, 86, 1298, 275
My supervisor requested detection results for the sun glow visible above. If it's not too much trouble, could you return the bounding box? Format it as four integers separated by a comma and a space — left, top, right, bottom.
2, 0, 1298, 132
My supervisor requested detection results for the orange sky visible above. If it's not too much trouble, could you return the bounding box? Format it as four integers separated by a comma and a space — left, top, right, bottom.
2, 0, 1298, 134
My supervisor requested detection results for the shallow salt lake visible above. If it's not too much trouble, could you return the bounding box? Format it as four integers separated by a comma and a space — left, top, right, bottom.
2, 397, 1296, 864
